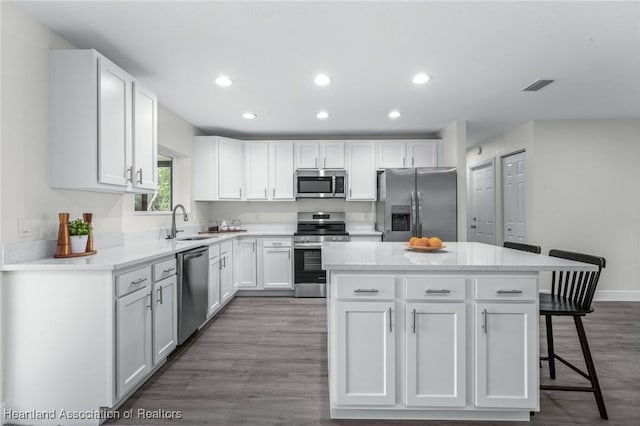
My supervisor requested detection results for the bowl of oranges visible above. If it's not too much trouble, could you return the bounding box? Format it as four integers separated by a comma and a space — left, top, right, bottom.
406, 236, 446, 252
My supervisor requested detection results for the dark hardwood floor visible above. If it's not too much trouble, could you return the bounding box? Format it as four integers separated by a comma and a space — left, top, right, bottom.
109, 298, 640, 425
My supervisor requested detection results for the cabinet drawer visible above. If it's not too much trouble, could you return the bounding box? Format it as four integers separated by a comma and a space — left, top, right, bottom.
405, 276, 466, 301
262, 237, 292, 248
334, 275, 395, 300
209, 244, 220, 260
117, 266, 152, 297
153, 258, 176, 282
220, 240, 233, 254
475, 276, 538, 301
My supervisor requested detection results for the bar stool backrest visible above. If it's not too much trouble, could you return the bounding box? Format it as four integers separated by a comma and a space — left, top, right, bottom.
548, 249, 606, 312
503, 241, 542, 254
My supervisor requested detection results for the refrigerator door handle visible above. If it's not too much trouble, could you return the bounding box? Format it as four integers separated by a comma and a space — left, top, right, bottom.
410, 191, 417, 237
417, 191, 423, 237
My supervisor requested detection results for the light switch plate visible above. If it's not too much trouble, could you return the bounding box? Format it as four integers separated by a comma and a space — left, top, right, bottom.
18, 217, 31, 238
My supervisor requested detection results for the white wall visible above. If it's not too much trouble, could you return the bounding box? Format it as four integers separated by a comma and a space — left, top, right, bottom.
467, 118, 640, 293
0, 0, 4, 408
440, 120, 468, 241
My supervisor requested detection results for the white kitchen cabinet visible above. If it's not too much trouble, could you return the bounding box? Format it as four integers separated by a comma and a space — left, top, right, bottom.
238, 238, 258, 288
208, 246, 221, 318
218, 137, 244, 199
295, 141, 344, 169
193, 136, 219, 201
116, 285, 152, 399
377, 141, 406, 169
269, 141, 294, 200
346, 141, 377, 201
407, 141, 438, 168
152, 275, 177, 364
475, 302, 537, 409
131, 82, 158, 192
50, 49, 157, 193
335, 301, 396, 406
245, 141, 270, 200
406, 302, 465, 407
220, 241, 234, 304
232, 238, 240, 291
262, 238, 293, 289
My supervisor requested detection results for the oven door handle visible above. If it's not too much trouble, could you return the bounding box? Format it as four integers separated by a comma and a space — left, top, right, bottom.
294, 243, 323, 249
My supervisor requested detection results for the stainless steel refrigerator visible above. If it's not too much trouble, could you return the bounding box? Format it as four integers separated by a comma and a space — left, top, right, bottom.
375, 168, 457, 242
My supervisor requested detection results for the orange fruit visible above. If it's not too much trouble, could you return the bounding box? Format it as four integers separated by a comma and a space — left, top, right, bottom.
428, 237, 442, 248
409, 237, 419, 245
414, 237, 430, 247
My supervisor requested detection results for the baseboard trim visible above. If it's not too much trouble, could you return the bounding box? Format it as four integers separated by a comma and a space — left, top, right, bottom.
540, 289, 640, 302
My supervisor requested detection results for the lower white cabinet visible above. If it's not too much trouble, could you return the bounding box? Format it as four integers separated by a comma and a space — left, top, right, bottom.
152, 275, 177, 364
238, 238, 258, 288
116, 285, 152, 399
406, 302, 465, 407
335, 301, 396, 406
220, 241, 234, 304
262, 238, 293, 289
232, 238, 240, 291
475, 302, 538, 409
208, 246, 221, 317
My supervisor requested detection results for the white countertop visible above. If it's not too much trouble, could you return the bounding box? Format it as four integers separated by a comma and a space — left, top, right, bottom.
1, 230, 293, 272
322, 241, 598, 272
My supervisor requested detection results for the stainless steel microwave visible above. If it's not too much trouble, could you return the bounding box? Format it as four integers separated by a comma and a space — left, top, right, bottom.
295, 170, 347, 199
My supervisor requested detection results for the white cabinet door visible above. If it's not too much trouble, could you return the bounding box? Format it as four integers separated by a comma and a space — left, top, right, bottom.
407, 141, 438, 168
232, 239, 240, 291
321, 141, 345, 169
238, 239, 258, 288
152, 275, 177, 364
335, 301, 396, 406
295, 142, 319, 169
98, 56, 132, 187
346, 142, 376, 200
377, 141, 406, 169
116, 286, 152, 398
263, 247, 293, 289
218, 137, 244, 199
245, 142, 269, 200
475, 302, 537, 409
132, 82, 157, 191
406, 303, 465, 407
269, 142, 294, 200
220, 248, 233, 304
193, 136, 219, 201
208, 253, 221, 318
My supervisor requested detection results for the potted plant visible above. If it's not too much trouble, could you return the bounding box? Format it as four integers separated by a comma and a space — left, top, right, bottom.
68, 218, 90, 253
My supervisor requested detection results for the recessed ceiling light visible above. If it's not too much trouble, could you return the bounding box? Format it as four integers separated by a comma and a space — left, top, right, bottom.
412, 73, 430, 85
215, 75, 234, 87
316, 111, 329, 119
314, 74, 331, 86
388, 110, 402, 119
242, 112, 257, 120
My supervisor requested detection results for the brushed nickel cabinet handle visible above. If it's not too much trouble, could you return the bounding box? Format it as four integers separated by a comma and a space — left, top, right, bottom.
412, 308, 416, 334
354, 288, 379, 294
272, 188, 275, 198
162, 267, 175, 274
497, 289, 523, 294
131, 277, 147, 285
264, 188, 267, 198
482, 309, 488, 334
388, 307, 393, 332
136, 168, 143, 184
324, 157, 326, 168
425, 289, 451, 294
315, 157, 318, 168
127, 167, 133, 183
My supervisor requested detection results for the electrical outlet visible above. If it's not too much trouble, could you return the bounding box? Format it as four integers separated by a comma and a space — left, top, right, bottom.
18, 217, 31, 238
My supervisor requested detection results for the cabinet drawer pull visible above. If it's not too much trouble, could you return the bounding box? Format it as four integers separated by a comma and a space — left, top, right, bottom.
482, 309, 488, 334
388, 307, 393, 332
264, 188, 267, 198
272, 242, 282, 245
157, 285, 163, 304
131, 277, 147, 285
272, 188, 275, 198
354, 288, 379, 294
162, 267, 175, 274
137, 168, 143, 184
497, 289, 523, 294
146, 293, 152, 310
127, 166, 133, 183
425, 289, 451, 294
412, 308, 416, 334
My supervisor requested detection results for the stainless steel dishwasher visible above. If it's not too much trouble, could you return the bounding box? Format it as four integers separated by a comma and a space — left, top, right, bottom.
177, 246, 209, 345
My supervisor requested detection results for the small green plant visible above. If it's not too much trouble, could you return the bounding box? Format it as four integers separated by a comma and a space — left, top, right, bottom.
68, 218, 90, 236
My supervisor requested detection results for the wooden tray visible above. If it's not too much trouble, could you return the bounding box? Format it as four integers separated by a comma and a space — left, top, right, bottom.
54, 250, 97, 259
198, 229, 247, 234
405, 243, 447, 252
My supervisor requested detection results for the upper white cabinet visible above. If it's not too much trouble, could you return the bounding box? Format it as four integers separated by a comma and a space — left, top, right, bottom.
218, 137, 244, 200
346, 142, 377, 201
269, 142, 295, 200
376, 140, 440, 169
245, 142, 270, 200
244, 141, 295, 201
295, 141, 345, 169
193, 136, 244, 201
377, 141, 406, 169
50, 49, 157, 193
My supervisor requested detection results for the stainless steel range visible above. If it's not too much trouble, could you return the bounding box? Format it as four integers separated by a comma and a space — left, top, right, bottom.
293, 212, 349, 297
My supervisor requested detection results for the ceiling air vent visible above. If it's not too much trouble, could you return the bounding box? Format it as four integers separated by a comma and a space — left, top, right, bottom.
522, 79, 555, 92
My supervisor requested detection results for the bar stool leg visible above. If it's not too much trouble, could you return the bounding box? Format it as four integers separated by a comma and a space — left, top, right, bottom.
545, 314, 556, 379
574, 315, 608, 420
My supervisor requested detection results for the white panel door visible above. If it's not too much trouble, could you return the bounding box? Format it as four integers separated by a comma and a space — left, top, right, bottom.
503, 152, 527, 242
193, 137, 218, 201
346, 142, 376, 200
132, 82, 157, 191
116, 286, 152, 398
98, 56, 132, 187
321, 141, 345, 169
269, 142, 294, 200
152, 275, 177, 364
239, 239, 257, 288
407, 141, 438, 168
295, 142, 319, 169
263, 247, 293, 289
475, 302, 538, 409
377, 141, 405, 169
406, 303, 465, 407
245, 142, 269, 199
469, 162, 496, 245
218, 137, 244, 199
208, 254, 221, 318
232, 239, 240, 291
335, 301, 396, 406
220, 250, 233, 304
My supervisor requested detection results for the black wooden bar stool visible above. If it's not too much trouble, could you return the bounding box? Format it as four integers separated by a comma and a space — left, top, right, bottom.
503, 241, 542, 254
540, 249, 607, 419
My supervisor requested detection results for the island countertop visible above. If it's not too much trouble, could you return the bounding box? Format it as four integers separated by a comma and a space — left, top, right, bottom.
322, 241, 597, 272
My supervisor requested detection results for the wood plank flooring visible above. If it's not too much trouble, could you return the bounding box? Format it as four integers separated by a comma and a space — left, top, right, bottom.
108, 298, 640, 425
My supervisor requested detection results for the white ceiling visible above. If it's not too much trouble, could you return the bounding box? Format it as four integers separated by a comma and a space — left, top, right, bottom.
11, 0, 640, 145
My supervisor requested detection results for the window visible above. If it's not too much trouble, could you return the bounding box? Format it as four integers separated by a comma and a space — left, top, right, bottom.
135, 155, 173, 212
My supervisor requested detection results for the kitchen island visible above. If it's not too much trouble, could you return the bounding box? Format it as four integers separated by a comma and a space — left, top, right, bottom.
322, 241, 597, 421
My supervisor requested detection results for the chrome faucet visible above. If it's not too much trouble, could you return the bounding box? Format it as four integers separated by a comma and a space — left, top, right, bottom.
168, 204, 189, 239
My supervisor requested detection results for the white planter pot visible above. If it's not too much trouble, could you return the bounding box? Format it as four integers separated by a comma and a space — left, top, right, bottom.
70, 235, 88, 254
